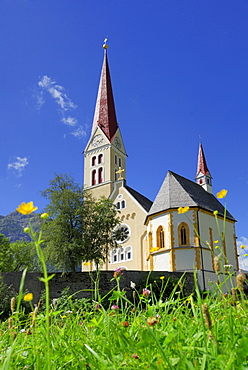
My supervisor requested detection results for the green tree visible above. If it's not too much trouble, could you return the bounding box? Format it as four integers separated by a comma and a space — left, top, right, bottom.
41, 174, 121, 272
82, 193, 121, 268
9, 240, 39, 271
0, 234, 12, 271
0, 234, 39, 272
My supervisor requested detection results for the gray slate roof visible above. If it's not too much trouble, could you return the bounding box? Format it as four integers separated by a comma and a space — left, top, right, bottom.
125, 184, 153, 212
148, 171, 235, 221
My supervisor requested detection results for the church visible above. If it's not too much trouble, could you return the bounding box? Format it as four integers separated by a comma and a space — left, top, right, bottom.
83, 42, 239, 288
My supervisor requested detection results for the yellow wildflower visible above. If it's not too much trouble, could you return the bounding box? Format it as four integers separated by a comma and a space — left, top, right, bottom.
216, 189, 228, 199
84, 262, 90, 266
214, 240, 218, 243
41, 213, 49, 219
178, 206, 189, 214
183, 296, 191, 304
213, 210, 218, 216
160, 276, 165, 280
24, 227, 30, 233
16, 202, 38, 215
240, 245, 246, 249
24, 293, 33, 302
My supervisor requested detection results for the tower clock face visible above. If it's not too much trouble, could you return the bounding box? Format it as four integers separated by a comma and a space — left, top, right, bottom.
114, 137, 122, 149
92, 134, 104, 147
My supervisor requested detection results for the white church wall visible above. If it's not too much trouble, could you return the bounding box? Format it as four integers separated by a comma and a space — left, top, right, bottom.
108, 184, 150, 271
153, 251, 171, 271
198, 211, 238, 270
201, 248, 214, 271
174, 248, 197, 270
149, 212, 171, 249
173, 210, 195, 247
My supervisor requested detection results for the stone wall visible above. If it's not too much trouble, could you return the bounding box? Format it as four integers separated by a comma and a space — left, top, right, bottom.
2, 271, 195, 303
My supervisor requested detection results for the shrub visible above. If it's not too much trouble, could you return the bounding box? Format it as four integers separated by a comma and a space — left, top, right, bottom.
0, 275, 17, 320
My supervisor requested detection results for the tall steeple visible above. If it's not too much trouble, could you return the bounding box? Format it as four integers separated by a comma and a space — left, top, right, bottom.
83, 40, 127, 199
195, 143, 212, 193
91, 40, 118, 141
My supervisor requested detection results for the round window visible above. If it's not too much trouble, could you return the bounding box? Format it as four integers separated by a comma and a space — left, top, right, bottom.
113, 224, 130, 244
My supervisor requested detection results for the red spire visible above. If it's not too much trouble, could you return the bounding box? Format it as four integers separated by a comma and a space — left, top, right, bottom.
91, 47, 118, 141
196, 143, 210, 176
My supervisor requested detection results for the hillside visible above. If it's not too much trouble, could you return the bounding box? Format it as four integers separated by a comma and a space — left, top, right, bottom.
0, 211, 41, 242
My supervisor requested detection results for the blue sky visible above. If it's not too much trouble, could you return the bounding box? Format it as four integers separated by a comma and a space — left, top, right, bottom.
1, 1, 248, 267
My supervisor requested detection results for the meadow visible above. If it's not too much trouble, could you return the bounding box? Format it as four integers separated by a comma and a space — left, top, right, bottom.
0, 201, 247, 369
1, 265, 247, 369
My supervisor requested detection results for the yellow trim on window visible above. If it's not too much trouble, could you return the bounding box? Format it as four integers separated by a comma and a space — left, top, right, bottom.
156, 225, 165, 249
178, 222, 190, 247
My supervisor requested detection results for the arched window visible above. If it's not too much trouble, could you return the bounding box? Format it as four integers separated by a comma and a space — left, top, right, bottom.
98, 167, 103, 184
92, 170, 96, 185
181, 226, 187, 245
111, 249, 118, 263
125, 246, 132, 260
119, 158, 122, 167
120, 247, 125, 261
115, 168, 118, 181
115, 155, 118, 165
98, 154, 103, 164
116, 200, 126, 209
110, 247, 132, 263
92, 156, 96, 166
178, 222, 190, 246
156, 226, 165, 249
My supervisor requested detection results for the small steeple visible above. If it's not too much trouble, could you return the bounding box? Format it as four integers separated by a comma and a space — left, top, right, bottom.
91, 39, 118, 141
195, 143, 212, 193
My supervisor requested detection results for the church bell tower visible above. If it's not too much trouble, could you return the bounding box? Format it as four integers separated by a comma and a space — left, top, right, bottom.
195, 142, 212, 193
83, 41, 127, 199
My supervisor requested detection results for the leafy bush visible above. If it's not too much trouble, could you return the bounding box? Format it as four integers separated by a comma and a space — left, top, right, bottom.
0, 275, 17, 320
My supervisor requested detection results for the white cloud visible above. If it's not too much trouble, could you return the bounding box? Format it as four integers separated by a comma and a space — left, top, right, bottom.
35, 92, 45, 110
61, 116, 78, 126
8, 157, 29, 177
70, 126, 87, 139
38, 76, 77, 112
38, 75, 52, 89
237, 236, 248, 271
36, 75, 86, 138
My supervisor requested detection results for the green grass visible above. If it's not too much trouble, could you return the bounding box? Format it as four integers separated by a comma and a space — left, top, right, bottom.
0, 276, 248, 370
5, 201, 246, 369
